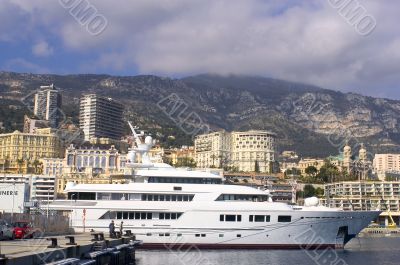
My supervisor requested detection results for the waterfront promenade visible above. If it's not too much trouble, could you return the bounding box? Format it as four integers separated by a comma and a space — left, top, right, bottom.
0, 232, 141, 265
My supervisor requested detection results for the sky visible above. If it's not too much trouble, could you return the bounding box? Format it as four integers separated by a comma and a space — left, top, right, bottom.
0, 0, 399, 99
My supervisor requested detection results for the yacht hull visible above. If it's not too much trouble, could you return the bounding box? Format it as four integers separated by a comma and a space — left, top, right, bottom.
67, 207, 379, 249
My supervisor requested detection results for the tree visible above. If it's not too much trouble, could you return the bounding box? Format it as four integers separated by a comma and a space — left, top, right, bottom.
210, 154, 216, 168
305, 166, 318, 177
316, 160, 341, 183
303, 184, 316, 198
174, 157, 196, 168
16, 158, 24, 173
163, 157, 173, 166
315, 187, 324, 197
254, 160, 260, 173
32, 160, 42, 174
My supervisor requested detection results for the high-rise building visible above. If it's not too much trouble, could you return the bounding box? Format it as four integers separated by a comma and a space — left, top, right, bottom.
195, 130, 276, 173
373, 154, 400, 180
79, 94, 124, 141
33, 84, 62, 128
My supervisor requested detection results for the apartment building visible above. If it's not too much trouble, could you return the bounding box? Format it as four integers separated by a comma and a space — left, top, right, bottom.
195, 130, 276, 173
79, 94, 124, 141
323, 181, 400, 225
373, 154, 400, 180
33, 84, 62, 128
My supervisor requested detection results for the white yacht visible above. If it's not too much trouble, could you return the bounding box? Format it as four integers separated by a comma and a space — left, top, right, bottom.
50, 124, 380, 249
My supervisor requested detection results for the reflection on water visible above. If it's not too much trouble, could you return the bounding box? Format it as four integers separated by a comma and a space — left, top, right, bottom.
135, 238, 400, 265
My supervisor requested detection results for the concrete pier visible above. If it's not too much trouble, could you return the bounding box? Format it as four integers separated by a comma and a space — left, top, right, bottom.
0, 233, 142, 265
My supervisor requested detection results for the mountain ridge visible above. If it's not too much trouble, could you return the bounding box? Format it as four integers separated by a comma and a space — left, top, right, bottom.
0, 71, 399, 157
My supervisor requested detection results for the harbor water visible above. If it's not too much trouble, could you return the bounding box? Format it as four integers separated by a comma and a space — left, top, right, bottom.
136, 237, 400, 265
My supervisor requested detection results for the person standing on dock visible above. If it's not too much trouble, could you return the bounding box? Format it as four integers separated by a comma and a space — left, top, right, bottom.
120, 221, 124, 236
109, 220, 115, 238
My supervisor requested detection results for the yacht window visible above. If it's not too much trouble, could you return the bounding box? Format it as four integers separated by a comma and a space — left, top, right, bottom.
158, 212, 181, 220
166, 195, 171, 201
278, 216, 292, 222
174, 186, 182, 191
111, 193, 128, 200
249, 215, 253, 222
220, 215, 242, 222
216, 194, 269, 202
123, 212, 128, 219
225, 215, 236, 222
254, 215, 265, 222
129, 212, 134, 219
97, 193, 111, 200
117, 212, 123, 219
73, 192, 96, 200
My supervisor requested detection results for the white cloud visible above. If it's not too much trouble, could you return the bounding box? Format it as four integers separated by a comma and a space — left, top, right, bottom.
1, 0, 400, 98
4, 58, 49, 73
32, 40, 53, 57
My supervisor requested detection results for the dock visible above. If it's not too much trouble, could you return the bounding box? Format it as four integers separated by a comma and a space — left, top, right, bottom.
0, 232, 142, 265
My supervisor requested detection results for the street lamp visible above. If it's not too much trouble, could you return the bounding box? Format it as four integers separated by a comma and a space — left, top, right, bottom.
70, 193, 76, 227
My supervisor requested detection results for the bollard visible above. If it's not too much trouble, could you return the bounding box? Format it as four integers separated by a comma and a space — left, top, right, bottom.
47, 238, 59, 248
65, 236, 77, 246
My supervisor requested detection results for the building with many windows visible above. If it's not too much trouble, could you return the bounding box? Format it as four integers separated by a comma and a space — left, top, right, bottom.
323, 181, 400, 226
79, 94, 124, 141
33, 84, 62, 128
63, 144, 124, 177
164, 146, 195, 166
40, 158, 64, 176
231, 131, 276, 173
57, 144, 126, 194
373, 154, 400, 181
297, 158, 325, 174
0, 130, 63, 173
195, 131, 231, 169
195, 130, 276, 173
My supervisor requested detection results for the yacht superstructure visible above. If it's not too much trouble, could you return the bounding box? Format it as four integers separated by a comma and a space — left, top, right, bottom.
50, 124, 380, 249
